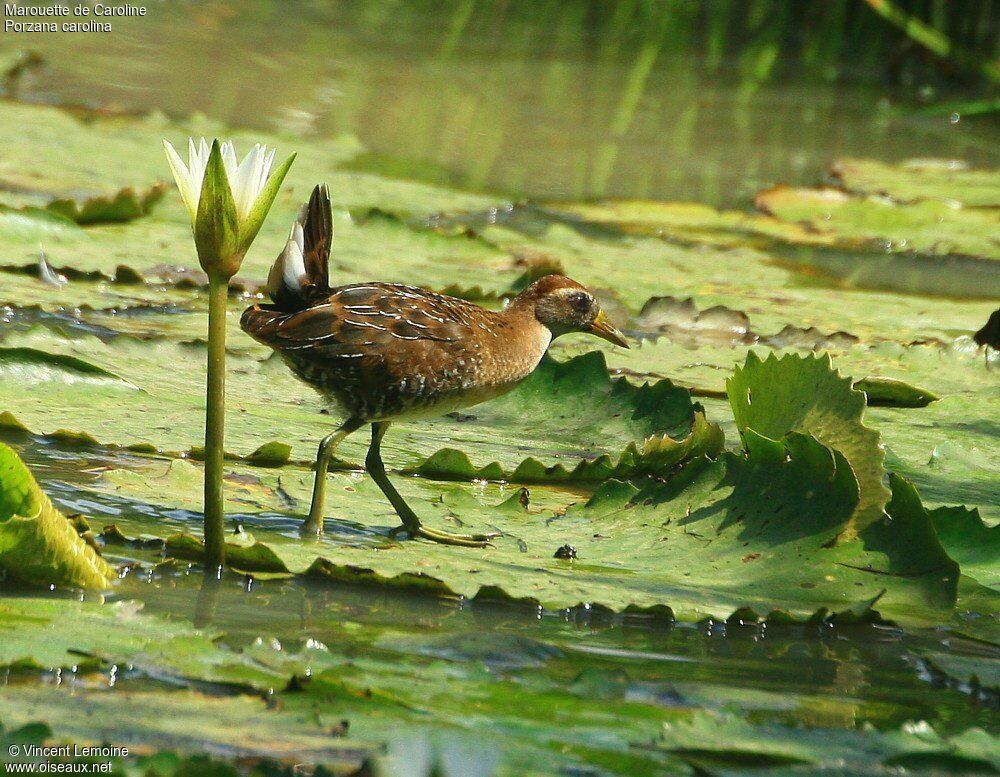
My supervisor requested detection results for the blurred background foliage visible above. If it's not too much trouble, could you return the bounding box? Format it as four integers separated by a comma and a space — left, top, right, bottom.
3, 0, 997, 206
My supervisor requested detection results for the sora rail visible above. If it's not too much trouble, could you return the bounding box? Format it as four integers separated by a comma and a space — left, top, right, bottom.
241, 185, 629, 546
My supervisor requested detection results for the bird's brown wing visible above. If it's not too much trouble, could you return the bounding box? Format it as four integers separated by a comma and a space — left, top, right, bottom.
242, 283, 480, 363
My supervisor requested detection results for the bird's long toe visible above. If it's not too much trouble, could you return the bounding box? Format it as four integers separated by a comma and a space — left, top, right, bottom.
409, 526, 500, 547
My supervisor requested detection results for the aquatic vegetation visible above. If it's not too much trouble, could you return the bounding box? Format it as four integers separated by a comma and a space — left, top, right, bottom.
0, 443, 112, 588
0, 67, 996, 774
162, 137, 295, 567
46, 183, 166, 225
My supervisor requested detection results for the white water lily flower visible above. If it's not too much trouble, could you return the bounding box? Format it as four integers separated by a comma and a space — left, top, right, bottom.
162, 137, 295, 278
164, 138, 276, 225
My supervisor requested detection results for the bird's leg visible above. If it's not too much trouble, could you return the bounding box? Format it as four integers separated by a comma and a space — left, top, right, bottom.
365, 422, 499, 547
303, 417, 364, 536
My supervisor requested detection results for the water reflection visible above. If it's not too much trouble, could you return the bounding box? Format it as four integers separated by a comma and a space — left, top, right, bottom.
3, 0, 997, 206
101, 565, 999, 734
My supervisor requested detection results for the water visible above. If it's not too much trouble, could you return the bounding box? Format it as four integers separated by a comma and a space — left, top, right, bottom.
1, 2, 998, 771
4, 0, 997, 206
2, 430, 998, 772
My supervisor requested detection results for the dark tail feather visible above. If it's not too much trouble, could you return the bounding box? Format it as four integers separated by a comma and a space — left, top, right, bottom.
302, 183, 332, 293
265, 183, 333, 309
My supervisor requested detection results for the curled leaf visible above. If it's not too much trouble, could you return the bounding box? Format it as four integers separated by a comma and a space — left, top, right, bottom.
0, 443, 114, 589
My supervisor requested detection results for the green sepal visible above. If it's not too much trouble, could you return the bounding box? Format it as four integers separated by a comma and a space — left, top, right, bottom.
194, 139, 241, 279
237, 152, 296, 255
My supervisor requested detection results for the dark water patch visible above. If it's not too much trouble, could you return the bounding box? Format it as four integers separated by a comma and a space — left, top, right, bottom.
5, 0, 999, 209
0, 303, 198, 343
427, 203, 627, 243
0, 305, 124, 342
769, 242, 1000, 300
344, 151, 518, 201
0, 430, 153, 484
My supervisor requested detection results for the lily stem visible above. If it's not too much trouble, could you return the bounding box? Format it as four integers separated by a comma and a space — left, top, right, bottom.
203, 273, 229, 569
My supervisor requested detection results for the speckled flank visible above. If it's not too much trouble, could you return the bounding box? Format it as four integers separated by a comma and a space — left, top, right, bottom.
241, 282, 552, 422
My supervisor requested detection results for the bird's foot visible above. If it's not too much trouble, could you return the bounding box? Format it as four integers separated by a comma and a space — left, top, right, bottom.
391, 524, 500, 547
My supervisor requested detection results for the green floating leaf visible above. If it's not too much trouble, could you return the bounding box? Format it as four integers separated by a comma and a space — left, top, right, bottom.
852, 376, 939, 407
0, 721, 52, 749
727, 351, 891, 537
413, 351, 724, 481
46, 183, 167, 225
247, 441, 293, 468
831, 157, 1000, 207
410, 411, 723, 482
102, 430, 969, 626
305, 557, 457, 597
609, 335, 997, 523
0, 346, 137, 389
755, 184, 1000, 260
653, 711, 1000, 773
540, 198, 820, 250
849, 472, 959, 589
165, 534, 289, 575
928, 503, 1000, 589
914, 649, 1000, 693
0, 205, 82, 240
0, 443, 114, 589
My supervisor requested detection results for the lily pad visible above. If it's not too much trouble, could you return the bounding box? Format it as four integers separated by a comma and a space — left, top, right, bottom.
0, 327, 719, 483
928, 504, 1000, 590
0, 443, 113, 589
600, 335, 999, 524
652, 711, 999, 773
0, 346, 136, 388
0, 205, 81, 240
437, 202, 996, 341
754, 185, 1000, 260
727, 352, 891, 537
0, 101, 507, 291
0, 595, 672, 775
830, 158, 1000, 207
46, 183, 167, 224
85, 430, 975, 627
854, 376, 939, 408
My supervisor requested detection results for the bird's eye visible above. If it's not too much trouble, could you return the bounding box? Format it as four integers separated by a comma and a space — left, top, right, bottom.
567, 291, 591, 312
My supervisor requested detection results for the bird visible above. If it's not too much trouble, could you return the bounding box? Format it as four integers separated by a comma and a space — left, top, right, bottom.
241, 184, 629, 546
974, 308, 999, 368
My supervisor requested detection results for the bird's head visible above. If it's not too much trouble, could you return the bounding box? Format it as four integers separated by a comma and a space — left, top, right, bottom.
514, 275, 629, 348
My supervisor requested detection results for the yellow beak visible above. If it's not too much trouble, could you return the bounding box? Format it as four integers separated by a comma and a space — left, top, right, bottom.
589, 309, 630, 348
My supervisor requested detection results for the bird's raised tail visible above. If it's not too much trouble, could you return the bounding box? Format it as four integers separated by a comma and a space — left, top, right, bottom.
265, 184, 332, 310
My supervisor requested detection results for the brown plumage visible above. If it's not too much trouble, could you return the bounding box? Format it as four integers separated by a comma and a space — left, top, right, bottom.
241, 185, 628, 546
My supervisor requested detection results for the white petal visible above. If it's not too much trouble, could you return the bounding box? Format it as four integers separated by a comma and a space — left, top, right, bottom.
261, 148, 276, 182
233, 145, 263, 222
189, 137, 211, 195
242, 146, 278, 225
163, 140, 189, 183
220, 141, 239, 185
163, 140, 198, 222
191, 138, 210, 180
249, 146, 267, 198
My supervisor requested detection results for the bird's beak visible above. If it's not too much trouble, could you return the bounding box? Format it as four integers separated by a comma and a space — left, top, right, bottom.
589, 309, 630, 348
